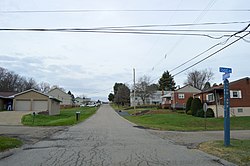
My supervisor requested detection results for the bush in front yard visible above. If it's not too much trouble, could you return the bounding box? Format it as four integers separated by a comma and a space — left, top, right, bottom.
186, 110, 192, 115
196, 108, 215, 118
196, 109, 204, 117
185, 97, 193, 113
191, 98, 202, 117
206, 108, 215, 118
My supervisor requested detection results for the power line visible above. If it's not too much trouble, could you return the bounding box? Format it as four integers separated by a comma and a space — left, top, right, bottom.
149, 23, 250, 83
169, 23, 250, 72
172, 32, 250, 77
145, 0, 217, 78
1, 28, 246, 40
1, 9, 250, 13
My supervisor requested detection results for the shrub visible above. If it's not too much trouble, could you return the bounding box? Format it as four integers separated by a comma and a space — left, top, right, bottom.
185, 97, 193, 113
196, 109, 204, 117
205, 108, 215, 118
186, 110, 192, 115
191, 98, 202, 117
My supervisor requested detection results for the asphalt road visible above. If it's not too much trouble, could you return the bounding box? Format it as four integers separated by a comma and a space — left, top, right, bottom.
0, 105, 234, 166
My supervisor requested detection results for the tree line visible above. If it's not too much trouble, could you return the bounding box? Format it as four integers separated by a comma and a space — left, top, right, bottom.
0, 66, 59, 93
108, 68, 214, 106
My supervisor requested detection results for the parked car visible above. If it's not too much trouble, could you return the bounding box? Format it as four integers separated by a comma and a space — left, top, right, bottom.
86, 104, 96, 107
80, 104, 86, 107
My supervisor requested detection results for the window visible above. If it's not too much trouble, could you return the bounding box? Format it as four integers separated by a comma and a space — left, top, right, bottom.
238, 108, 243, 113
230, 90, 242, 98
206, 93, 214, 102
178, 94, 185, 99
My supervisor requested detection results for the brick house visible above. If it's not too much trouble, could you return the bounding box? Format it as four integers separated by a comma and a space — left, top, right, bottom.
161, 85, 201, 109
172, 85, 201, 109
195, 77, 250, 117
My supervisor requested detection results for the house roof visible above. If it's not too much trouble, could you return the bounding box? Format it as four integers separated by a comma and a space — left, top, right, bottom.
14, 89, 61, 102
0, 92, 17, 99
195, 77, 250, 95
175, 85, 201, 93
47, 87, 71, 97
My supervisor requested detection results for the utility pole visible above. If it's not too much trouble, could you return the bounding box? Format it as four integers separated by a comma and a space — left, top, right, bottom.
133, 68, 136, 110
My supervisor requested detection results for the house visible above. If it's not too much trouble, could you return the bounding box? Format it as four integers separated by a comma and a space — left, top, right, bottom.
47, 88, 73, 107
75, 97, 91, 106
130, 91, 169, 106
195, 77, 250, 117
161, 91, 173, 109
162, 85, 201, 109
0, 92, 17, 111
13, 89, 61, 115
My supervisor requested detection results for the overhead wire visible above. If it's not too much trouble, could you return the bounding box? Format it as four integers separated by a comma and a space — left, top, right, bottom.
1, 9, 250, 13
172, 31, 250, 77
149, 22, 250, 84
169, 23, 250, 73
147, 0, 217, 82
0, 28, 243, 40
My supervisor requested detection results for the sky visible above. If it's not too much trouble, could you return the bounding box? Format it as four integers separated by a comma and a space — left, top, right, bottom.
0, 0, 250, 101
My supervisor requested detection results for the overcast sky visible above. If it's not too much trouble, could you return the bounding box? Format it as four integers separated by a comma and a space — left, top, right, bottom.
0, 0, 249, 101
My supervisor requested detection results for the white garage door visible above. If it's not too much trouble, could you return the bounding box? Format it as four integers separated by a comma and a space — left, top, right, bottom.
15, 100, 31, 111
33, 100, 48, 111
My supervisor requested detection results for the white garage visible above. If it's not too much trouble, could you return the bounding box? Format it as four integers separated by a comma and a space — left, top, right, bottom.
13, 89, 61, 115
33, 100, 48, 112
15, 100, 31, 111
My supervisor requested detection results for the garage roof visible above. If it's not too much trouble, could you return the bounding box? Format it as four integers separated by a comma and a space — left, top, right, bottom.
14, 89, 62, 102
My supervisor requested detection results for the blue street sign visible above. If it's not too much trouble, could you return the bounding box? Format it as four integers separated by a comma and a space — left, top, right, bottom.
224, 79, 230, 146
223, 73, 230, 81
219, 67, 232, 74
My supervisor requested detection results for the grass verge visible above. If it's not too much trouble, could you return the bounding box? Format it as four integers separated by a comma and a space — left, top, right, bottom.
124, 111, 250, 131
0, 136, 23, 152
199, 139, 250, 166
22, 106, 98, 126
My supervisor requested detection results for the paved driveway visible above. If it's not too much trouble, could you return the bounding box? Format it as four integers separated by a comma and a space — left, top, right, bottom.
0, 105, 234, 166
0, 111, 31, 125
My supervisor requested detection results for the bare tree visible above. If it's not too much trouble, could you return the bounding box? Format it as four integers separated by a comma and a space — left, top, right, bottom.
135, 76, 157, 105
184, 69, 214, 90
0, 66, 40, 92
39, 82, 51, 93
51, 85, 65, 92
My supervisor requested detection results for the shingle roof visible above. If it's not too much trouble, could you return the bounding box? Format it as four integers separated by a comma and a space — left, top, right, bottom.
0, 92, 17, 98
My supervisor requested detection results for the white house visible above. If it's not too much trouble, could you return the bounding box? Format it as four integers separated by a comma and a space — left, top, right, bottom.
130, 91, 170, 106
47, 88, 73, 107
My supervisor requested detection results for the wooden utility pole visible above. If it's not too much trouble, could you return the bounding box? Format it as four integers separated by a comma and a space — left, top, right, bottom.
133, 68, 136, 110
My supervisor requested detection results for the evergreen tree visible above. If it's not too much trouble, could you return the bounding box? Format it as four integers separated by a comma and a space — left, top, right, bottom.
158, 71, 176, 91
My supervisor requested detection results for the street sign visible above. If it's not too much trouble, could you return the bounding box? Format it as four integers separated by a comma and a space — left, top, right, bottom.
223, 73, 230, 81
224, 79, 230, 146
219, 67, 232, 74
203, 103, 208, 112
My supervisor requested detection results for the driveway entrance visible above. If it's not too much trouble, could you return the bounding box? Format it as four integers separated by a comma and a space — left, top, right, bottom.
0, 111, 31, 125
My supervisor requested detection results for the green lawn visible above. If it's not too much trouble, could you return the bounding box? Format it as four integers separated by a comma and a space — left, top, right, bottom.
22, 106, 98, 126
199, 139, 250, 166
0, 136, 23, 152
124, 112, 250, 131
